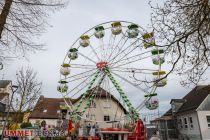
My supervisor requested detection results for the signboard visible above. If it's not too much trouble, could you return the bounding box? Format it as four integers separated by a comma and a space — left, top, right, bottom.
3, 129, 65, 137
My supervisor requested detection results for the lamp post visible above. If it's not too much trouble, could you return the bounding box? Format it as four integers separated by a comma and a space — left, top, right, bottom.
1, 84, 18, 140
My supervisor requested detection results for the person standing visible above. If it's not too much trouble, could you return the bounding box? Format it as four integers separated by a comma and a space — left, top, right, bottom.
150, 130, 160, 140
86, 123, 91, 136
95, 122, 99, 137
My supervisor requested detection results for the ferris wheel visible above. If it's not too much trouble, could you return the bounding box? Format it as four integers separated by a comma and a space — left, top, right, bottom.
57, 21, 167, 124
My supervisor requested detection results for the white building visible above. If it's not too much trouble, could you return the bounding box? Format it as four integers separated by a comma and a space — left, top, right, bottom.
29, 87, 128, 129
157, 85, 210, 140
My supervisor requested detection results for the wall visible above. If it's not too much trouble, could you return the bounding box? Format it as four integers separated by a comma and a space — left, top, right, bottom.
72, 97, 127, 128
176, 111, 201, 140
197, 111, 210, 140
29, 118, 58, 127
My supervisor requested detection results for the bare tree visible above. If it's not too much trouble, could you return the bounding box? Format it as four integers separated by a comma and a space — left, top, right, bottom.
150, 0, 210, 86
0, 0, 67, 60
12, 67, 42, 122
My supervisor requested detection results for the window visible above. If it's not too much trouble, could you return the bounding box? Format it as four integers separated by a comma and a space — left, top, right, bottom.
104, 115, 110, 121
43, 109, 47, 113
103, 100, 111, 108
188, 117, 193, 129
86, 114, 95, 120
90, 100, 96, 108
178, 119, 183, 129
57, 110, 60, 114
206, 116, 210, 128
184, 118, 188, 129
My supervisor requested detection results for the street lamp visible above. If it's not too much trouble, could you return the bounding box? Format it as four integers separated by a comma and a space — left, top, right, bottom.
1, 84, 18, 140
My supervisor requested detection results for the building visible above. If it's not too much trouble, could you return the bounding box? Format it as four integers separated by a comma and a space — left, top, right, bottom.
0, 80, 12, 109
151, 109, 177, 140
154, 85, 210, 140
0, 80, 12, 124
29, 87, 128, 128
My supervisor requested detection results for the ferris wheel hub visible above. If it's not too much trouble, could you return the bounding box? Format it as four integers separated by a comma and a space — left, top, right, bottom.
96, 61, 108, 69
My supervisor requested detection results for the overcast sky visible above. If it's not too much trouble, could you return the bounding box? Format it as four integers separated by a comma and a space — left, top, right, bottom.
1, 0, 210, 114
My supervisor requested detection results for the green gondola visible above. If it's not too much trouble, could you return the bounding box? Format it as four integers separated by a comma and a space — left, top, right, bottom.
145, 98, 159, 110
94, 26, 105, 38
144, 93, 157, 97
68, 48, 78, 60
57, 80, 68, 93
127, 24, 139, 38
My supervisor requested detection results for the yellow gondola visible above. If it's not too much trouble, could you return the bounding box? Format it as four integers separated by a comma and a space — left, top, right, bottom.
60, 63, 70, 76
111, 22, 122, 35
152, 70, 167, 87
80, 35, 90, 47
142, 32, 155, 48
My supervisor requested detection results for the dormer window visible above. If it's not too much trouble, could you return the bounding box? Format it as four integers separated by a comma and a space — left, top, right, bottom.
43, 109, 47, 112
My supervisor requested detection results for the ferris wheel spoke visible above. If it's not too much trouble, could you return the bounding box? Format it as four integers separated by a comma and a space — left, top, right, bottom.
63, 69, 96, 80
108, 37, 129, 63
111, 71, 149, 93
78, 52, 97, 64
67, 73, 96, 83
110, 50, 151, 67
108, 37, 141, 64
66, 72, 96, 97
111, 67, 159, 72
110, 68, 158, 74
112, 55, 153, 68
70, 64, 96, 69
89, 44, 101, 61
108, 35, 125, 61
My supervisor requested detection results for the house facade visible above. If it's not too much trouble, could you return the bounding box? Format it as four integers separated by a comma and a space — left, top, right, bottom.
0, 80, 12, 123
29, 87, 128, 129
155, 85, 210, 140
0, 80, 12, 109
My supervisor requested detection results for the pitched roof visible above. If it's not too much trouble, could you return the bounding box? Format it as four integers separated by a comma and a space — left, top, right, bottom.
176, 85, 210, 114
75, 86, 128, 114
29, 87, 128, 119
0, 80, 11, 88
160, 85, 210, 117
29, 97, 69, 119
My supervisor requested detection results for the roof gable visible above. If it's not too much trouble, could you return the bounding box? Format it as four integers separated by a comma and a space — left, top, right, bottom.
176, 85, 210, 114
0, 80, 11, 88
29, 98, 67, 119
